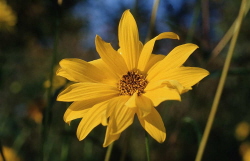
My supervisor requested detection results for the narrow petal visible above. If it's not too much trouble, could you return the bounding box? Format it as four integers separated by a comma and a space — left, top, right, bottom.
95, 35, 128, 76
136, 95, 153, 117
106, 96, 130, 117
59, 58, 107, 83
89, 59, 118, 85
124, 93, 137, 108
57, 67, 78, 82
63, 102, 90, 124
109, 105, 135, 135
137, 108, 166, 143
57, 83, 119, 102
143, 54, 165, 73
145, 79, 188, 94
118, 10, 140, 70
64, 96, 114, 124
103, 96, 129, 147
147, 44, 198, 80
138, 32, 179, 72
144, 87, 181, 107
125, 93, 153, 117
76, 100, 110, 140
138, 41, 143, 54
150, 67, 209, 87
103, 122, 121, 147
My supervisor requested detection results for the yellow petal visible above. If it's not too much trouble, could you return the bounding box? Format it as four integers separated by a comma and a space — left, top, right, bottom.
150, 67, 209, 87
145, 79, 188, 94
139, 41, 143, 54
138, 32, 179, 72
136, 95, 153, 117
57, 83, 119, 102
106, 96, 130, 117
95, 35, 128, 76
57, 67, 78, 82
124, 93, 137, 108
59, 58, 107, 83
118, 10, 140, 70
63, 102, 90, 124
89, 59, 118, 85
76, 100, 110, 140
137, 107, 166, 143
144, 87, 181, 107
125, 93, 153, 117
147, 44, 198, 80
103, 122, 121, 147
109, 105, 135, 135
63, 96, 113, 124
144, 54, 165, 73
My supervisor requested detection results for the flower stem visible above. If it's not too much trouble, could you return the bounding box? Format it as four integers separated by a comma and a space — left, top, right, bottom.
145, 131, 151, 161
195, 0, 246, 161
104, 142, 114, 161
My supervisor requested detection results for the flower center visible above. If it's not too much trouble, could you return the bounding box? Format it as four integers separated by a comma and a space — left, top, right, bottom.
118, 70, 148, 96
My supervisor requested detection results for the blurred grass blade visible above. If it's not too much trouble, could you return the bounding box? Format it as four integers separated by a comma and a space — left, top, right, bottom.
209, 0, 250, 62
195, 0, 247, 161
145, 0, 160, 43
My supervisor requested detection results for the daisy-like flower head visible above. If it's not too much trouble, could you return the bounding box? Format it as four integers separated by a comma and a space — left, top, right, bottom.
57, 10, 209, 147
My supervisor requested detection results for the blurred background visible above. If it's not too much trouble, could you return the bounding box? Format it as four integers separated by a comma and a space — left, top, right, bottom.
0, 0, 250, 160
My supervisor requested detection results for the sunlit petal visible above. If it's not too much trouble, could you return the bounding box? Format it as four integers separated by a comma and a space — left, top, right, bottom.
57, 83, 119, 102
147, 44, 198, 80
150, 67, 209, 87
89, 59, 118, 85
109, 100, 135, 134
144, 87, 181, 107
76, 100, 110, 140
138, 107, 166, 143
125, 93, 153, 117
57, 67, 78, 82
106, 96, 130, 117
64, 96, 114, 124
138, 32, 179, 72
118, 10, 140, 70
103, 122, 121, 147
144, 54, 165, 73
95, 35, 128, 76
59, 58, 107, 83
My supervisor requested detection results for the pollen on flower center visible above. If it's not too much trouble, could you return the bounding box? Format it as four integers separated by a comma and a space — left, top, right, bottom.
118, 70, 148, 96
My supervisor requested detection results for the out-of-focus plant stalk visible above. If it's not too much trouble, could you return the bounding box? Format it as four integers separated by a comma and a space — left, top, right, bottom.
145, 0, 160, 43
41, 3, 61, 161
195, 0, 247, 161
209, 1, 250, 62
186, 0, 200, 43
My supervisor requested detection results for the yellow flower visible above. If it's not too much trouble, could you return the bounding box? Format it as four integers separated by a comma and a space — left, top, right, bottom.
0, 1, 17, 31
57, 10, 209, 147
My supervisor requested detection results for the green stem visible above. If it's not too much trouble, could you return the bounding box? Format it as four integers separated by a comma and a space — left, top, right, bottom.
104, 142, 114, 161
145, 131, 151, 161
195, 0, 246, 161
